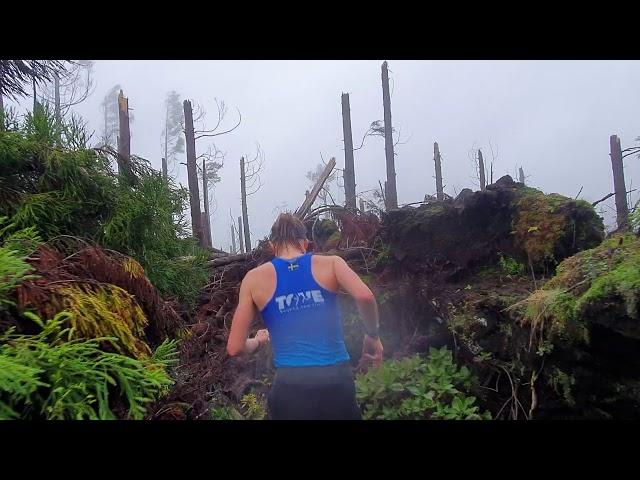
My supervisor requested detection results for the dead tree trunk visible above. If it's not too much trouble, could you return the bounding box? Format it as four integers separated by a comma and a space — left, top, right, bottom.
296, 157, 336, 219
237, 216, 245, 254
183, 99, 204, 246
0, 92, 4, 131
434, 142, 444, 201
201, 212, 209, 247
231, 224, 237, 254
103, 99, 108, 147
518, 166, 525, 184
381, 61, 398, 210
164, 104, 169, 167
240, 156, 252, 251
202, 159, 213, 247
32, 76, 37, 112
161, 157, 168, 179
359, 198, 365, 213
610, 134, 629, 230
341, 93, 357, 210
117, 90, 134, 183
54, 74, 61, 128
478, 149, 486, 191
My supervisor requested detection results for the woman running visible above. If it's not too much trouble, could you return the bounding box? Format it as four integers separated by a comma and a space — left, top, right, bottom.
227, 212, 383, 420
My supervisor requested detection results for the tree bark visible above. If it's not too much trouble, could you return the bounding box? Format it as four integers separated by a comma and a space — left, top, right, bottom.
117, 90, 134, 183
610, 134, 629, 230
381, 61, 398, 210
202, 158, 212, 247
434, 142, 444, 201
237, 216, 245, 254
295, 157, 336, 218
183, 99, 204, 246
231, 223, 237, 254
161, 157, 167, 179
201, 212, 210, 247
32, 75, 36, 112
518, 166, 525, 185
478, 149, 486, 191
103, 99, 108, 147
359, 198, 365, 213
0, 91, 4, 132
164, 104, 169, 165
341, 93, 357, 210
240, 156, 252, 251
54, 74, 61, 127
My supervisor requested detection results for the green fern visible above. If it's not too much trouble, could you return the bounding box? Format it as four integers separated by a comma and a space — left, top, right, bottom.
0, 311, 177, 420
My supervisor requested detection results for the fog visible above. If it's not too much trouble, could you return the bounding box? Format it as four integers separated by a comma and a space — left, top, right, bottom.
9, 60, 640, 249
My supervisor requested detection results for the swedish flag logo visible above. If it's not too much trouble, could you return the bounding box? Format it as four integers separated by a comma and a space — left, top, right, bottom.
288, 263, 299, 271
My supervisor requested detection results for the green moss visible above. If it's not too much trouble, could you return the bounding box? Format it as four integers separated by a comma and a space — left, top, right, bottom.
577, 247, 640, 318
513, 191, 573, 263
547, 366, 576, 406
374, 244, 391, 267
511, 188, 604, 266
499, 254, 525, 276
513, 234, 640, 349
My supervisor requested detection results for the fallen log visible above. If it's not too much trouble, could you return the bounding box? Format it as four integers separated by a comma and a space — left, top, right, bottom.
207, 252, 254, 268
205, 246, 374, 269
295, 157, 336, 219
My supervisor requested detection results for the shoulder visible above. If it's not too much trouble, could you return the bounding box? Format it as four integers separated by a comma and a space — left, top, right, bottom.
312, 253, 345, 268
244, 262, 275, 284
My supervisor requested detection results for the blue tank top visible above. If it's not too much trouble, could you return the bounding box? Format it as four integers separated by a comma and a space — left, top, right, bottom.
260, 253, 350, 368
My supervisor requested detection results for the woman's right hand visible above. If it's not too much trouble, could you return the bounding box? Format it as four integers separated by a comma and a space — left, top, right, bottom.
255, 329, 270, 346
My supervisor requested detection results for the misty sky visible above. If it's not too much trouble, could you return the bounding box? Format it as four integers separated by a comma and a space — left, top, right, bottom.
9, 60, 640, 249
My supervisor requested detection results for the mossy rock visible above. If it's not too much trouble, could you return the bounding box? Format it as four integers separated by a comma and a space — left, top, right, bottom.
380, 175, 604, 276
511, 186, 604, 266
506, 234, 640, 418
517, 234, 640, 344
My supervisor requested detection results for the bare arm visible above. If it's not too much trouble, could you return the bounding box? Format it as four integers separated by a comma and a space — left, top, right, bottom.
333, 256, 380, 335
226, 272, 267, 356
333, 256, 383, 366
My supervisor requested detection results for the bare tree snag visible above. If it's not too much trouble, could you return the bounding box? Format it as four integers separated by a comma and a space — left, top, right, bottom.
117, 90, 133, 183
610, 134, 629, 230
341, 93, 357, 210
162, 157, 167, 179
296, 157, 336, 218
53, 74, 61, 127
240, 156, 252, 251
434, 142, 444, 201
202, 158, 212, 247
478, 149, 486, 191
183, 99, 204, 246
201, 212, 210, 247
381, 61, 398, 210
0, 93, 4, 132
359, 198, 366, 213
230, 223, 237, 254
237, 216, 245, 254
32, 75, 37, 112
519, 166, 525, 184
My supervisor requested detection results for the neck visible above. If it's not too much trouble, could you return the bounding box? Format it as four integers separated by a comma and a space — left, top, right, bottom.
275, 245, 306, 259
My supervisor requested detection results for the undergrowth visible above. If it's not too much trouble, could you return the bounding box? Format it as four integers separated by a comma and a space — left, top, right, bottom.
0, 107, 209, 305
0, 311, 178, 420
355, 347, 491, 420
